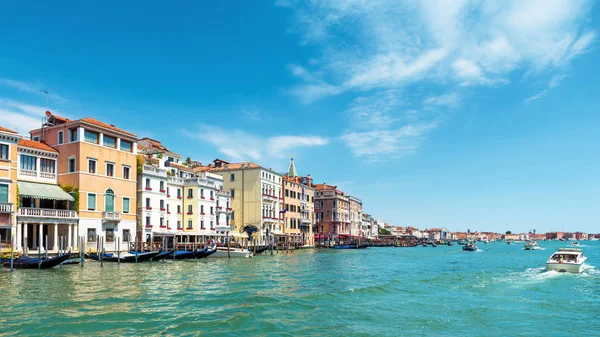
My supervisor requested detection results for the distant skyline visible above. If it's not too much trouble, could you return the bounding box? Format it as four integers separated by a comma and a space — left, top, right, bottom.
1, 1, 599, 233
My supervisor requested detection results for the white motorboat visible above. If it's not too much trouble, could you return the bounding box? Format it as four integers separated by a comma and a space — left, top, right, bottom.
546, 248, 587, 273
209, 247, 253, 258
524, 241, 541, 250
571, 241, 579, 246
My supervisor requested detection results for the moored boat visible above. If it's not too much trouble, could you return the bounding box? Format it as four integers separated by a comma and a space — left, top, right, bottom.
88, 251, 160, 263
546, 248, 587, 273
209, 247, 253, 258
1, 252, 72, 269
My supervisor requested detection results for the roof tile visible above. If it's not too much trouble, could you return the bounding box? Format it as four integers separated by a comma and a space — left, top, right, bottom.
18, 139, 58, 153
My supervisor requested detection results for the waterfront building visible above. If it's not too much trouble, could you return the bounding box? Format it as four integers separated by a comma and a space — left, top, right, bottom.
0, 126, 20, 248
313, 183, 350, 238
196, 159, 282, 245
361, 213, 376, 238
29, 111, 138, 252
15, 137, 77, 253
282, 157, 315, 246
137, 139, 231, 244
348, 195, 363, 236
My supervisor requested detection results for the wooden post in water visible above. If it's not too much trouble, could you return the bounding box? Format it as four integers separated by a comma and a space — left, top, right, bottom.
38, 237, 42, 269
10, 234, 14, 271
100, 237, 104, 267
81, 236, 85, 266
45, 235, 48, 259
227, 233, 231, 258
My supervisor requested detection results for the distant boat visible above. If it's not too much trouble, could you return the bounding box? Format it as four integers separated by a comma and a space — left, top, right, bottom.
447, 241, 454, 246
462, 242, 478, 252
2, 252, 72, 269
571, 242, 579, 246
524, 241, 541, 250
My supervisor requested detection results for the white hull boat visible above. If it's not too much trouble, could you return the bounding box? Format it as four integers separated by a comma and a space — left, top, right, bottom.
524, 241, 541, 250
546, 248, 587, 273
209, 248, 253, 258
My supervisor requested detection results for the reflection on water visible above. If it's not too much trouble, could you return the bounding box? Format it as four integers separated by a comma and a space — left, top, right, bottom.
1, 242, 600, 336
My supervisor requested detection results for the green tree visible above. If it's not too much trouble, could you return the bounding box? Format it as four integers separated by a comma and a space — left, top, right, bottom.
506, 230, 512, 234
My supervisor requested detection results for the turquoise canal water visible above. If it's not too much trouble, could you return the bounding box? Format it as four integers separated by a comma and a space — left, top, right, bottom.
1, 241, 599, 336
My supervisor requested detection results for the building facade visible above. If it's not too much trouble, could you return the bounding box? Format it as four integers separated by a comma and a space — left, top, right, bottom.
0, 126, 19, 248
30, 111, 138, 252
197, 159, 283, 245
137, 138, 231, 244
282, 157, 314, 246
313, 183, 351, 237
348, 195, 363, 236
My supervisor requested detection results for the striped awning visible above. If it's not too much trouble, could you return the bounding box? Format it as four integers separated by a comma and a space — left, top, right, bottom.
18, 181, 74, 201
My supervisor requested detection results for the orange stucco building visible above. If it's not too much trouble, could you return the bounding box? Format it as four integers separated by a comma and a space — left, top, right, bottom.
29, 111, 138, 251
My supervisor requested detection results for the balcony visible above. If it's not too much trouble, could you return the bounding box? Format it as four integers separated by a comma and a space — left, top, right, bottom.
262, 194, 277, 203
185, 177, 215, 188
300, 218, 311, 224
40, 172, 56, 179
145, 224, 153, 229
168, 176, 184, 184
160, 208, 166, 211
159, 189, 166, 193
18, 207, 77, 219
146, 207, 152, 210
102, 211, 120, 222
216, 190, 230, 197
0, 202, 13, 213
145, 187, 152, 191
19, 169, 37, 177
142, 165, 165, 175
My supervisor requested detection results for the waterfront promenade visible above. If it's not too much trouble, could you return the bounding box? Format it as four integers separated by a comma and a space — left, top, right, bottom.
1, 241, 599, 336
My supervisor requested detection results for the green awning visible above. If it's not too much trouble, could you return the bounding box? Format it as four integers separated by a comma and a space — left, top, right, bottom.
18, 181, 75, 201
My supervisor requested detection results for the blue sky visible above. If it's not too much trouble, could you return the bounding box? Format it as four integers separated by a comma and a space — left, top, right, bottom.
1, 1, 599, 233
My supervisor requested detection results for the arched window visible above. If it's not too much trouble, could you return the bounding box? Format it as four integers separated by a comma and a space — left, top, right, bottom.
105, 189, 115, 212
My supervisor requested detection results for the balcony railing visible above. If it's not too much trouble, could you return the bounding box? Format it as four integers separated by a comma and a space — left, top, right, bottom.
102, 211, 120, 222
0, 202, 14, 213
142, 165, 165, 175
19, 207, 77, 219
40, 171, 56, 179
168, 176, 184, 184
300, 218, 311, 224
20, 169, 37, 177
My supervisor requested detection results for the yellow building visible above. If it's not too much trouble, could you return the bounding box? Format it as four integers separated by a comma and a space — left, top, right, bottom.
282, 157, 314, 247
196, 159, 283, 245
0, 126, 20, 249
30, 111, 138, 252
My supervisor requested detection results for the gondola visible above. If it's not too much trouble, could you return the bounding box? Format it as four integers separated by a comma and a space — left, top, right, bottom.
193, 247, 209, 258
170, 250, 197, 260
151, 250, 175, 261
2, 252, 72, 269
87, 251, 160, 263
195, 245, 218, 258
250, 246, 270, 255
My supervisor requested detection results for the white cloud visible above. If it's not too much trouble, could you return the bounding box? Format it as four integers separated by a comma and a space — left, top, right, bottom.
0, 78, 68, 102
182, 123, 328, 164
241, 107, 261, 122
0, 98, 64, 135
340, 121, 440, 161
423, 92, 461, 108
281, 0, 595, 101
340, 90, 441, 161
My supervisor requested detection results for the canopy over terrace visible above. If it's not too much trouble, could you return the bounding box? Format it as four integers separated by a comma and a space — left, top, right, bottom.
18, 181, 74, 201
16, 182, 78, 253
